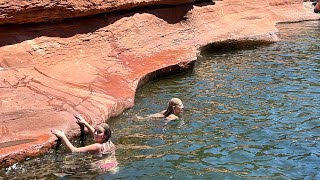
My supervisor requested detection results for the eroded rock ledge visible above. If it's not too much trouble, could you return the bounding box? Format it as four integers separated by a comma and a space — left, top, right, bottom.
0, 0, 204, 25
0, 0, 319, 168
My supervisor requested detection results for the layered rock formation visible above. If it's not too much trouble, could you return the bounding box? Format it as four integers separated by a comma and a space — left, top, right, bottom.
0, 0, 201, 24
0, 0, 319, 167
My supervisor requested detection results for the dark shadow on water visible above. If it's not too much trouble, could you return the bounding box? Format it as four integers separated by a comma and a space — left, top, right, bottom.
0, 1, 215, 47
136, 60, 196, 90
200, 40, 274, 55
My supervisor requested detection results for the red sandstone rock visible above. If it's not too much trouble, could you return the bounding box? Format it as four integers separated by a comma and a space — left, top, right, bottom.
0, 0, 199, 25
0, 0, 319, 168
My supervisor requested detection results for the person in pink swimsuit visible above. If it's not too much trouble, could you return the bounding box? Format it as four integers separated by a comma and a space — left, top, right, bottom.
52, 113, 118, 171
51, 113, 115, 154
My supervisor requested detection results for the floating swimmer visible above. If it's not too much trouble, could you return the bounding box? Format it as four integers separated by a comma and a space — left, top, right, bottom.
147, 98, 184, 121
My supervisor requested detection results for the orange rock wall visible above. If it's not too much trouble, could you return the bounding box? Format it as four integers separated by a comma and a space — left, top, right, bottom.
0, 0, 198, 24
0, 0, 319, 167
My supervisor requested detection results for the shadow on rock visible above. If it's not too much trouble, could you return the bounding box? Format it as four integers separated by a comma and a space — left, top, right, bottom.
0, 1, 215, 47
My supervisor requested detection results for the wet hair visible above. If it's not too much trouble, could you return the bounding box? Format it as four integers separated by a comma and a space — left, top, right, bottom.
163, 98, 183, 117
100, 123, 112, 143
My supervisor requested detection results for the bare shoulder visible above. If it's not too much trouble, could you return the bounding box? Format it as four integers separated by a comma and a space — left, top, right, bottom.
165, 114, 179, 121
110, 141, 116, 150
147, 112, 165, 118
102, 141, 116, 154
87, 143, 103, 150
74, 143, 101, 153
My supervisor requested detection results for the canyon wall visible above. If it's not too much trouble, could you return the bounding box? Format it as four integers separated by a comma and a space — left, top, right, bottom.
0, 0, 319, 167
0, 0, 200, 24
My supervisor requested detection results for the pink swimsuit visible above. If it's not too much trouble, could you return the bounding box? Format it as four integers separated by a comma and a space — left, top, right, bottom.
95, 141, 118, 171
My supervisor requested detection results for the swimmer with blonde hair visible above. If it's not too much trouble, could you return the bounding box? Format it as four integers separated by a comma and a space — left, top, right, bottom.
148, 98, 184, 121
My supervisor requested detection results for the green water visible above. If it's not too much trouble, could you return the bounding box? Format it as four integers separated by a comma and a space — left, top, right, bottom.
1, 21, 319, 179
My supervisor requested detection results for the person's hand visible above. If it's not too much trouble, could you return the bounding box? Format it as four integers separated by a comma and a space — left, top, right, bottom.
51, 129, 65, 138
74, 113, 87, 126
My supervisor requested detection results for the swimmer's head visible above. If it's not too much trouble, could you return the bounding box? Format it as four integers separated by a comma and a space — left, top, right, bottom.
93, 123, 112, 143
164, 98, 184, 117
171, 98, 184, 114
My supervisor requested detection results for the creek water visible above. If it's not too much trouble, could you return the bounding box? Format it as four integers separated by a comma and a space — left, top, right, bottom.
1, 21, 319, 179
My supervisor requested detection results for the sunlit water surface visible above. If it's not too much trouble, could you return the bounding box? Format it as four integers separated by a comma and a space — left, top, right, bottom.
1, 21, 319, 179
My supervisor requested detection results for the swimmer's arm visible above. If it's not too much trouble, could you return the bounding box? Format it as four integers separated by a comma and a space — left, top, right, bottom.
74, 113, 95, 136
72, 144, 101, 154
59, 134, 100, 153
83, 122, 95, 137
147, 110, 166, 118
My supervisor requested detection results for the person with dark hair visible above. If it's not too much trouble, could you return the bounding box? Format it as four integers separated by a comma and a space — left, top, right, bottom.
148, 98, 184, 121
51, 113, 115, 154
314, 0, 320, 13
